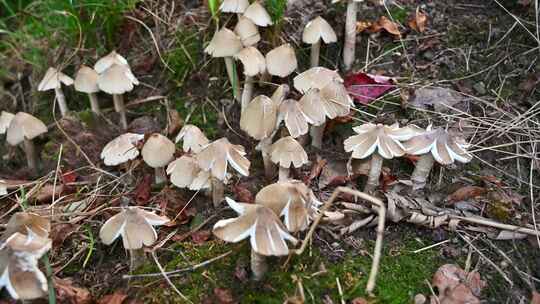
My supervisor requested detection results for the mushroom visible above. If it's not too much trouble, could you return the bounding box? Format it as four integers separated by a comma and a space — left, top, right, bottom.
195, 138, 250, 207
74, 65, 101, 114
175, 124, 209, 154
6, 112, 47, 174
0, 111, 14, 134
97, 63, 139, 130
302, 16, 337, 67
100, 133, 144, 166
166, 155, 211, 190
37, 67, 74, 117
205, 28, 243, 102
269, 136, 308, 181
234, 16, 261, 47
265, 44, 298, 78
219, 0, 249, 13
332, 0, 364, 70
3, 212, 51, 238
277, 99, 310, 138
213, 197, 297, 280
243, 1, 273, 27
94, 50, 129, 73
235, 46, 267, 111
0, 180, 6, 196
141, 133, 176, 184
404, 126, 472, 190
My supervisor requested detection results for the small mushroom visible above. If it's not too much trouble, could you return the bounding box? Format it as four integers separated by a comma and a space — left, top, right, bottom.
205, 28, 243, 102
219, 0, 249, 13
97, 63, 139, 130
37, 67, 74, 117
74, 65, 101, 114
234, 16, 261, 47
175, 124, 209, 154
0, 111, 14, 134
278, 99, 310, 138
212, 197, 297, 280
302, 16, 337, 67
166, 155, 211, 190
235, 46, 267, 111
100, 133, 144, 166
94, 50, 129, 73
332, 0, 364, 70
141, 133, 176, 184
6, 112, 47, 174
269, 136, 308, 181
243, 1, 273, 27
265, 44, 298, 78
404, 126, 472, 190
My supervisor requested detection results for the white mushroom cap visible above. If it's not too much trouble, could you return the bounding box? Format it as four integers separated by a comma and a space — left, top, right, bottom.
166, 155, 211, 190
97, 64, 139, 95
196, 138, 250, 180
220, 0, 249, 13
298, 89, 326, 126
141, 133, 176, 168
0, 111, 15, 134
6, 112, 47, 146
204, 28, 243, 58
234, 47, 266, 77
404, 126, 472, 165
175, 124, 209, 153
234, 16, 261, 47
271, 84, 289, 106
0, 180, 6, 196
269, 136, 308, 169
302, 16, 338, 44
266, 44, 298, 77
74, 65, 99, 93
344, 123, 414, 159
293, 67, 342, 93
278, 99, 309, 138
317, 80, 353, 119
37, 67, 74, 91
94, 50, 129, 74
240, 95, 279, 140
243, 1, 273, 27
100, 133, 144, 166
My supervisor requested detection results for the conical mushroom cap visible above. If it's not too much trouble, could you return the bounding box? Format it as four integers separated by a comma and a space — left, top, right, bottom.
175, 124, 209, 153
266, 44, 298, 77
234, 16, 261, 46
243, 1, 273, 27
94, 50, 129, 74
269, 136, 308, 169
0, 111, 15, 134
141, 133, 176, 168
37, 67, 74, 91
6, 112, 47, 146
404, 127, 472, 165
220, 0, 249, 13
298, 89, 326, 126
74, 65, 99, 93
99, 207, 169, 250
166, 155, 211, 190
0, 250, 49, 300
101, 133, 144, 166
212, 198, 297, 256
302, 16, 337, 44
240, 95, 279, 140
344, 123, 411, 159
97, 64, 139, 95
205, 28, 243, 58
278, 99, 309, 138
234, 47, 266, 76
293, 67, 342, 93
196, 138, 250, 180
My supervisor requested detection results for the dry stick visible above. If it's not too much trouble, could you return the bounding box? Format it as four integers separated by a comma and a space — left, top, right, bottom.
449, 215, 540, 237
295, 187, 385, 296
150, 251, 193, 303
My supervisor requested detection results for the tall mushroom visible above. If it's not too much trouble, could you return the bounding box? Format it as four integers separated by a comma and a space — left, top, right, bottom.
243, 1, 273, 27
404, 126, 472, 190
37, 67, 74, 117
269, 136, 308, 181
205, 28, 243, 102
265, 44, 298, 78
74, 65, 101, 114
234, 16, 261, 47
175, 124, 209, 154
235, 47, 267, 111
6, 112, 47, 174
302, 16, 337, 67
332, 0, 364, 70
100, 133, 144, 166
141, 133, 176, 184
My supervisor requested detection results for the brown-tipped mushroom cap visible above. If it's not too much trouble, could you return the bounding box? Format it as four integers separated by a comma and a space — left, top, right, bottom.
97, 64, 139, 95
265, 44, 298, 78
6, 112, 47, 146
240, 95, 279, 140
404, 126, 472, 165
94, 50, 129, 74
269, 136, 308, 169
141, 133, 176, 168
344, 123, 414, 159
302, 16, 338, 44
100, 133, 144, 166
243, 1, 273, 27
234, 47, 266, 77
3, 212, 50, 239
220, 0, 249, 13
37, 67, 74, 92
74, 65, 99, 93
196, 138, 250, 180
293, 67, 342, 93
0, 111, 14, 134
175, 124, 209, 153
204, 28, 243, 58
99, 207, 169, 250
0, 249, 49, 300
166, 155, 211, 190
234, 16, 261, 46
278, 99, 309, 138
212, 198, 297, 256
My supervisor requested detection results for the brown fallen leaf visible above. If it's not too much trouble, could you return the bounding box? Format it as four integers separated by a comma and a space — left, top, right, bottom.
191, 230, 211, 244
214, 287, 236, 304
98, 291, 128, 304
55, 278, 92, 304
531, 291, 540, 304
431, 264, 486, 304
34, 184, 65, 203
233, 183, 254, 204
446, 186, 486, 203
356, 20, 373, 33
368, 16, 401, 37
304, 156, 327, 184
133, 174, 152, 206
408, 7, 428, 33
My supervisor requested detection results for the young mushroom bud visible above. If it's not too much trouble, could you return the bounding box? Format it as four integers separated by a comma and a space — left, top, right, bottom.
332, 0, 364, 70
269, 136, 308, 181
37, 67, 74, 117
74, 65, 101, 114
234, 16, 261, 47
100, 133, 144, 166
235, 47, 267, 111
167, 155, 211, 190
175, 124, 209, 154
302, 16, 337, 67
141, 133, 176, 184
265, 44, 298, 78
6, 112, 47, 174
243, 1, 273, 27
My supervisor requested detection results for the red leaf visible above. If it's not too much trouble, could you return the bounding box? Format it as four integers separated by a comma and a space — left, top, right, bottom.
134, 175, 152, 205
344, 72, 396, 104
233, 183, 254, 204
61, 170, 78, 184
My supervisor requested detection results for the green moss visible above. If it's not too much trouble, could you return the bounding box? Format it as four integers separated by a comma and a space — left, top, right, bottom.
388, 7, 408, 24
265, 0, 287, 25
165, 28, 202, 87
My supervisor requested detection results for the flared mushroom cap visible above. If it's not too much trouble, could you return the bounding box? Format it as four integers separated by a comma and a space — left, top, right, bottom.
0, 111, 14, 134
74, 65, 99, 93
240, 95, 279, 140
97, 64, 139, 95
0, 248, 49, 300
317, 80, 353, 118
37, 67, 74, 91
269, 136, 308, 169
6, 112, 47, 146
196, 138, 250, 180
298, 89, 326, 126
0, 180, 6, 196
166, 155, 211, 190
293, 67, 342, 93
3, 212, 50, 239
278, 99, 309, 138
404, 126, 472, 165
243, 1, 273, 27
234, 47, 266, 77
234, 16, 261, 46
271, 84, 289, 105
100, 133, 144, 166
302, 16, 338, 44
265, 44, 298, 78
175, 124, 209, 153
344, 123, 416, 159
94, 50, 129, 74
213, 198, 297, 256
141, 133, 176, 168
99, 207, 169, 250
204, 28, 243, 58
220, 0, 249, 13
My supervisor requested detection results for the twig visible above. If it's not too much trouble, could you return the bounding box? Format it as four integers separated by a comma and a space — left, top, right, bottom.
449, 215, 540, 237
412, 240, 450, 254
150, 251, 192, 303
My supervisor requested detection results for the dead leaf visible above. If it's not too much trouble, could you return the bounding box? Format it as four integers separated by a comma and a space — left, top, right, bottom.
133, 175, 152, 205
214, 288, 235, 304
51, 223, 77, 247
191, 230, 211, 244
356, 21, 373, 33
446, 186, 486, 203
408, 8, 428, 33
34, 184, 65, 203
411, 87, 465, 112
318, 160, 348, 189
431, 264, 486, 304
368, 16, 401, 37
98, 291, 128, 304
55, 278, 92, 304
233, 183, 254, 204
531, 291, 540, 304
304, 157, 327, 184
519, 73, 540, 94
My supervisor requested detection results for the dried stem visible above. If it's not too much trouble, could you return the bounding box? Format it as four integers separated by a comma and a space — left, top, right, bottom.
54, 87, 69, 117
310, 41, 321, 67
113, 94, 128, 130
411, 153, 435, 190
224, 57, 241, 102
251, 249, 267, 281
343, 0, 358, 70
364, 153, 383, 193
88, 93, 101, 114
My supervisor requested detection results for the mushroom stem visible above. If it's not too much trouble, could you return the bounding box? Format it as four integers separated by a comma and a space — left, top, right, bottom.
364, 153, 383, 193
54, 87, 69, 117
259, 138, 275, 179
410, 153, 435, 190
113, 94, 128, 130
310, 41, 321, 67
278, 166, 290, 182
154, 167, 167, 184
241, 75, 254, 112
129, 249, 145, 271
310, 123, 325, 148
224, 57, 241, 102
212, 178, 225, 208
88, 93, 101, 115
251, 249, 268, 281
23, 138, 39, 174
343, 0, 358, 70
